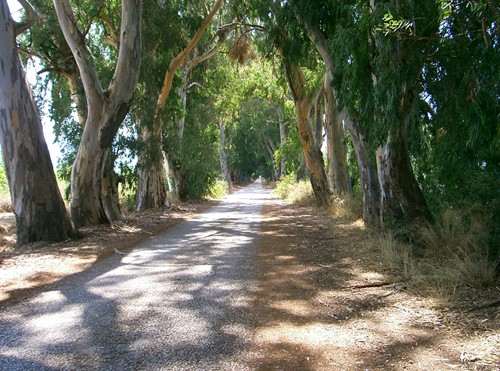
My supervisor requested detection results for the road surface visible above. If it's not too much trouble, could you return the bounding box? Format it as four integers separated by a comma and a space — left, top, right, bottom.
0, 183, 273, 370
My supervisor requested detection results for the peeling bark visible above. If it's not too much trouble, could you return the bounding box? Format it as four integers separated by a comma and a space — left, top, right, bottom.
218, 121, 231, 190
0, 0, 73, 245
277, 107, 287, 178
281, 55, 332, 206
324, 80, 350, 197
343, 112, 380, 228
54, 0, 142, 227
136, 118, 167, 211
301, 14, 378, 223
376, 88, 432, 226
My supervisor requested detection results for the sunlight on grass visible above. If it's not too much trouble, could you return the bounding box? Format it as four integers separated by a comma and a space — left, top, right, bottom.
366, 209, 498, 302
273, 175, 315, 206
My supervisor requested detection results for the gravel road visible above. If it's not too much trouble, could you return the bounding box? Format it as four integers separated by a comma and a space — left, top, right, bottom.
0, 183, 273, 370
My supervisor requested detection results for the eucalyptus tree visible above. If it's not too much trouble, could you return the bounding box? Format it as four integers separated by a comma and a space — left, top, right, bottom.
0, 0, 73, 245
292, 0, 380, 226
54, 0, 142, 227
419, 1, 500, 249
251, 0, 333, 205
16, 0, 122, 215
135, 0, 223, 209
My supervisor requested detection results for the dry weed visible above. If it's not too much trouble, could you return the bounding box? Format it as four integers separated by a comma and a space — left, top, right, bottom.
329, 196, 362, 221
368, 209, 498, 302
0, 194, 11, 213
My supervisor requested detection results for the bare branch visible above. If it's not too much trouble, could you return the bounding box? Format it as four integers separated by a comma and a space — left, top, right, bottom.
155, 0, 223, 115
13, 0, 37, 36
103, 16, 120, 49
54, 0, 104, 106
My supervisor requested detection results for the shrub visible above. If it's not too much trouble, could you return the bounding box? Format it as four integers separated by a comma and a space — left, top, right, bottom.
209, 179, 229, 199
273, 175, 315, 207
415, 210, 498, 289
329, 196, 363, 221
370, 209, 498, 301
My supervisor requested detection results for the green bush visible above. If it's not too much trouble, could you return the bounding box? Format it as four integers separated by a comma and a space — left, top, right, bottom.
209, 179, 229, 199
0, 160, 8, 195
274, 175, 315, 206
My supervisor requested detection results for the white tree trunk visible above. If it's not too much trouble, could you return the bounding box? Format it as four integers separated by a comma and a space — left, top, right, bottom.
54, 0, 142, 227
0, 0, 73, 245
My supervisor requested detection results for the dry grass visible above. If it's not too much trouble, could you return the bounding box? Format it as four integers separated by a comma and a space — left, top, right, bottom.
329, 196, 362, 221
0, 193, 11, 213
369, 210, 498, 302
273, 176, 316, 207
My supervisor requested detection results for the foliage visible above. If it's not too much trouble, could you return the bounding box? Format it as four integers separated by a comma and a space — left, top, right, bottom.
0, 158, 11, 212
273, 174, 315, 206
208, 179, 229, 199
162, 62, 222, 201
0, 157, 8, 196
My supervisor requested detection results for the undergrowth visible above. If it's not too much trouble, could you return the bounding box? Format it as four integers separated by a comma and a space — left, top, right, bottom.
329, 196, 362, 221
273, 175, 315, 207
370, 209, 499, 302
209, 179, 229, 199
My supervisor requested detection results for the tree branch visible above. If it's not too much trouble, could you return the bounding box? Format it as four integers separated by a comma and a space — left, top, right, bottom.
103, 16, 120, 49
155, 0, 223, 116
13, 0, 37, 36
53, 0, 104, 108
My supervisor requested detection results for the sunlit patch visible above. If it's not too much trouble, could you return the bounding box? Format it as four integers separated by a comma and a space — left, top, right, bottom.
274, 255, 295, 261
270, 299, 314, 317
30, 290, 67, 305
256, 323, 359, 348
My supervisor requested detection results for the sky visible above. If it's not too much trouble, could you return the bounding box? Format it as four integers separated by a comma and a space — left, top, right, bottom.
7, 0, 62, 166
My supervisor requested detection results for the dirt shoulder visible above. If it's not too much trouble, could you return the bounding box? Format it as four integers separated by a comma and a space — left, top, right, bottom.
251, 200, 499, 370
0, 196, 498, 369
0, 203, 215, 307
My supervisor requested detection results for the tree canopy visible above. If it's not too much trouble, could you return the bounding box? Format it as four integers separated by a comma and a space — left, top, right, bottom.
0, 0, 498, 259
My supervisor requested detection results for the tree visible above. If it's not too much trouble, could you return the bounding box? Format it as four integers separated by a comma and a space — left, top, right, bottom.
135, 0, 223, 209
252, 0, 332, 205
0, 0, 73, 245
54, 0, 142, 227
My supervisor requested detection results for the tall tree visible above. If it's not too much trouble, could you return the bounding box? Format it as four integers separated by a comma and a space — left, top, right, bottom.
370, 0, 435, 225
135, 0, 223, 209
54, 0, 142, 227
281, 54, 332, 205
0, 0, 73, 245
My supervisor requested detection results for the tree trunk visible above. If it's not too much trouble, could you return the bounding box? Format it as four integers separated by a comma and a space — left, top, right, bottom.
376, 88, 432, 226
135, 117, 167, 211
55, 0, 142, 227
0, 0, 73, 245
101, 159, 121, 221
142, 0, 222, 203
313, 94, 324, 149
344, 113, 380, 228
281, 56, 332, 206
278, 107, 287, 178
175, 68, 189, 141
324, 82, 351, 197
218, 121, 232, 189
296, 98, 332, 206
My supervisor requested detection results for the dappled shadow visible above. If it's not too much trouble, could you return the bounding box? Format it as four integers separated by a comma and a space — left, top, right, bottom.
250, 200, 497, 370
0, 183, 268, 369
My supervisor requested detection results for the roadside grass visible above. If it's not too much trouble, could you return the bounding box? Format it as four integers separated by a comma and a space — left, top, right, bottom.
0, 192, 11, 213
209, 179, 229, 199
368, 210, 498, 302
329, 196, 363, 221
273, 175, 315, 207
273, 177, 498, 303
